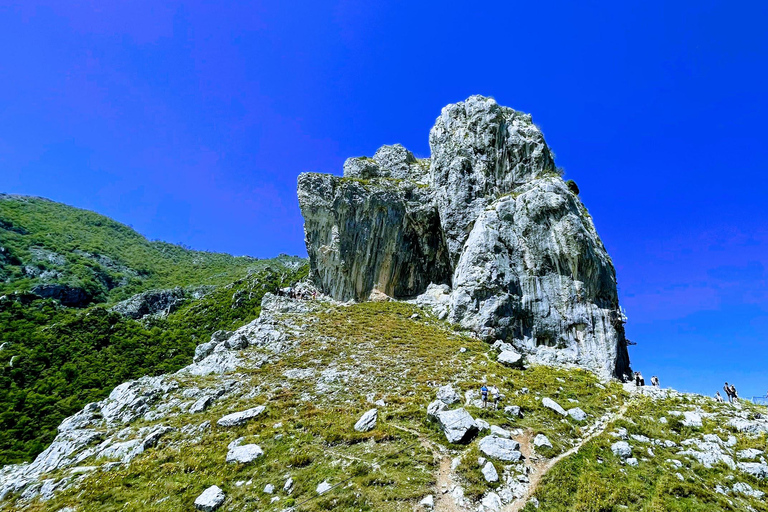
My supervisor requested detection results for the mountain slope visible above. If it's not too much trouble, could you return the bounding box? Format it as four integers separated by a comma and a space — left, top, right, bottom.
2, 296, 765, 511
0, 194, 275, 304
0, 195, 308, 465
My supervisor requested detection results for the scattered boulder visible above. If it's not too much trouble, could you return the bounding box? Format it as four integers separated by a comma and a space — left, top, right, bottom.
504, 405, 522, 417
217, 406, 266, 427
567, 408, 587, 422
611, 441, 632, 459
436, 408, 478, 444
437, 385, 461, 405
542, 397, 567, 416
419, 494, 435, 509
226, 438, 263, 464
482, 461, 499, 482
194, 485, 225, 511
732, 482, 765, 499
479, 435, 523, 462
497, 350, 523, 368
316, 481, 332, 494
737, 448, 764, 460
533, 434, 553, 449
626, 457, 639, 467
354, 409, 378, 432
490, 425, 511, 439
264, 484, 274, 494
480, 491, 503, 511
737, 462, 768, 479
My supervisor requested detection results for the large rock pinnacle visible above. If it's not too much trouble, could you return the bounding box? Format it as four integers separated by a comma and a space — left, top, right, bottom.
298, 95, 630, 378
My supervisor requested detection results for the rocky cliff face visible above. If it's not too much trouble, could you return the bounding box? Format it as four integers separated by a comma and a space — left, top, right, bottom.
298, 95, 630, 378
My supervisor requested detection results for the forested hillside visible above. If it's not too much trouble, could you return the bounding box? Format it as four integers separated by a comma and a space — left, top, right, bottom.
0, 195, 307, 464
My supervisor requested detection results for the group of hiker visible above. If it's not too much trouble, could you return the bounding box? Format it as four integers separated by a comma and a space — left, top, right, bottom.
278, 287, 317, 300
480, 383, 502, 409
716, 382, 740, 404
624, 371, 660, 388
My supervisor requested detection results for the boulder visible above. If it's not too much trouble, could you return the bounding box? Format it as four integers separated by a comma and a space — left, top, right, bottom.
194, 485, 225, 511
681, 412, 702, 428
504, 405, 522, 418
490, 425, 511, 439
497, 350, 523, 368
542, 397, 568, 417
436, 408, 478, 444
480, 491, 503, 511
226, 438, 263, 464
567, 407, 587, 422
437, 384, 461, 405
611, 441, 632, 459
316, 481, 332, 494
354, 409, 378, 432
737, 462, 768, 479
482, 461, 499, 482
479, 435, 523, 461
217, 406, 266, 427
419, 494, 435, 509
533, 434, 552, 449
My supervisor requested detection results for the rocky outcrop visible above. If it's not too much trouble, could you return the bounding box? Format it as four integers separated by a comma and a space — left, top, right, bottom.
110, 287, 206, 319
30, 284, 91, 307
298, 95, 630, 378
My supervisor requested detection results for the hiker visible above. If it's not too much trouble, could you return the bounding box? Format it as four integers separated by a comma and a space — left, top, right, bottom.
715, 391, 724, 403
634, 372, 641, 386
491, 385, 501, 410
638, 372, 645, 386
651, 376, 659, 387
730, 384, 739, 404
724, 382, 733, 403
480, 384, 489, 408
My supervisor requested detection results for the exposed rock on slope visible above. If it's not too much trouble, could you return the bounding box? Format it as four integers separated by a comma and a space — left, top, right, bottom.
299, 95, 629, 378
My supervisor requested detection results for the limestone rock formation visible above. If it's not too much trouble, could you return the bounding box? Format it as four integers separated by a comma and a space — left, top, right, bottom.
298, 95, 630, 378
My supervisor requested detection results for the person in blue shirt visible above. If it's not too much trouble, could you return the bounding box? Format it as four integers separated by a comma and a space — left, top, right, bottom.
480, 384, 488, 408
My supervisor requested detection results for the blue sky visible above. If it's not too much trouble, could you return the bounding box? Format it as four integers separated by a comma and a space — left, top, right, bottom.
1, 1, 766, 397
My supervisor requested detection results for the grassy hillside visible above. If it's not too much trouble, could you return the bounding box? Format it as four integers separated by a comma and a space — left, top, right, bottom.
0, 194, 308, 464
0, 194, 277, 304
8, 300, 765, 512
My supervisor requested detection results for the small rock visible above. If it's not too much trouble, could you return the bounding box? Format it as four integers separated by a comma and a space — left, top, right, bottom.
284, 477, 294, 492
476, 418, 491, 431
504, 405, 522, 417
419, 494, 435, 509
217, 406, 266, 427
567, 408, 587, 422
194, 485, 225, 511
354, 408, 378, 432
427, 400, 448, 418
533, 434, 552, 449
681, 412, 702, 428
732, 482, 765, 499
459, 347, 467, 353
226, 438, 263, 464
480, 492, 503, 511
316, 481, 332, 494
626, 457, 639, 466
479, 435, 523, 461
490, 425, 511, 438
542, 397, 567, 416
264, 484, 274, 494
611, 441, 632, 459
482, 461, 499, 482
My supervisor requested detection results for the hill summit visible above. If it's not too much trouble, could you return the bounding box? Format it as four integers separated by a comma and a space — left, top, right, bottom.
299, 95, 630, 379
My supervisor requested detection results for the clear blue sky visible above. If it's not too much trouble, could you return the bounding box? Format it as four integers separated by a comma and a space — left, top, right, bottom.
1, 1, 766, 397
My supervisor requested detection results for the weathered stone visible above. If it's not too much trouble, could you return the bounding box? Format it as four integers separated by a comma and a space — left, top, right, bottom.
497, 350, 523, 368
436, 408, 478, 444
490, 425, 511, 439
436, 384, 460, 405
427, 400, 447, 418
226, 438, 263, 464
567, 407, 587, 422
419, 494, 435, 509
738, 462, 768, 479
681, 412, 702, 428
297, 172, 451, 302
217, 406, 266, 427
194, 485, 225, 511
480, 491, 503, 511
482, 461, 499, 482
732, 482, 765, 498
479, 435, 523, 461
542, 397, 567, 417
316, 481, 332, 494
354, 409, 378, 432
504, 405, 522, 417
110, 287, 189, 319
533, 434, 552, 449
297, 96, 630, 378
611, 441, 632, 459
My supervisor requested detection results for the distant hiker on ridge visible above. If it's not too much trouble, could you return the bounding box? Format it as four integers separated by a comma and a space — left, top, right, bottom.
724, 382, 733, 403
651, 376, 659, 387
715, 391, 724, 403
730, 384, 739, 404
